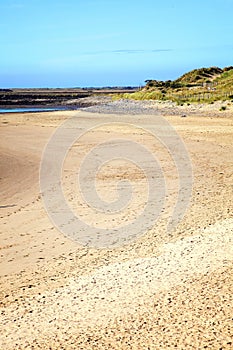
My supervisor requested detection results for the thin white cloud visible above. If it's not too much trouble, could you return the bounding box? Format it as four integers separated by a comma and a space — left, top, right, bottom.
81, 49, 172, 56
42, 49, 173, 68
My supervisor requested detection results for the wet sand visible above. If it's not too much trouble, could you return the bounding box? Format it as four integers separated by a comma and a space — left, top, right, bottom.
0, 103, 233, 349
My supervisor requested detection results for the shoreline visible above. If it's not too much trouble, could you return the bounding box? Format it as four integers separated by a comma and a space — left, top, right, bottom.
81, 97, 233, 116
1, 94, 233, 116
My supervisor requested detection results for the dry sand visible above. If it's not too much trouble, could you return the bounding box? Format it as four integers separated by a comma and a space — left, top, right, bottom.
0, 102, 233, 349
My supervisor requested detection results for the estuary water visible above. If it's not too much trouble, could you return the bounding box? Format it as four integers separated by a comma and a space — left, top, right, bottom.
0, 107, 68, 113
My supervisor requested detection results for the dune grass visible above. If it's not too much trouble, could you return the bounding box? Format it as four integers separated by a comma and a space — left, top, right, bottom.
118, 66, 233, 104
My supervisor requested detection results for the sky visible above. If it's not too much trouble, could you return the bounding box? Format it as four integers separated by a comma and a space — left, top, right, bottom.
0, 0, 233, 88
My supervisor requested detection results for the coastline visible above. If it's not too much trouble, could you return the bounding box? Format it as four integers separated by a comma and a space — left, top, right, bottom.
0, 101, 232, 349
1, 92, 233, 116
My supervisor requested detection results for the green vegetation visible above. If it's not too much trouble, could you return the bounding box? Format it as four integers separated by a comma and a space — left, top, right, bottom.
120, 66, 233, 103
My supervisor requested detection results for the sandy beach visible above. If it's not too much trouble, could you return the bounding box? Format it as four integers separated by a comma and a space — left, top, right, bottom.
0, 100, 233, 349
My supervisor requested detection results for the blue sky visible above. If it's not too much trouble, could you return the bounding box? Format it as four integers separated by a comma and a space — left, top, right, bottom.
0, 0, 233, 87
